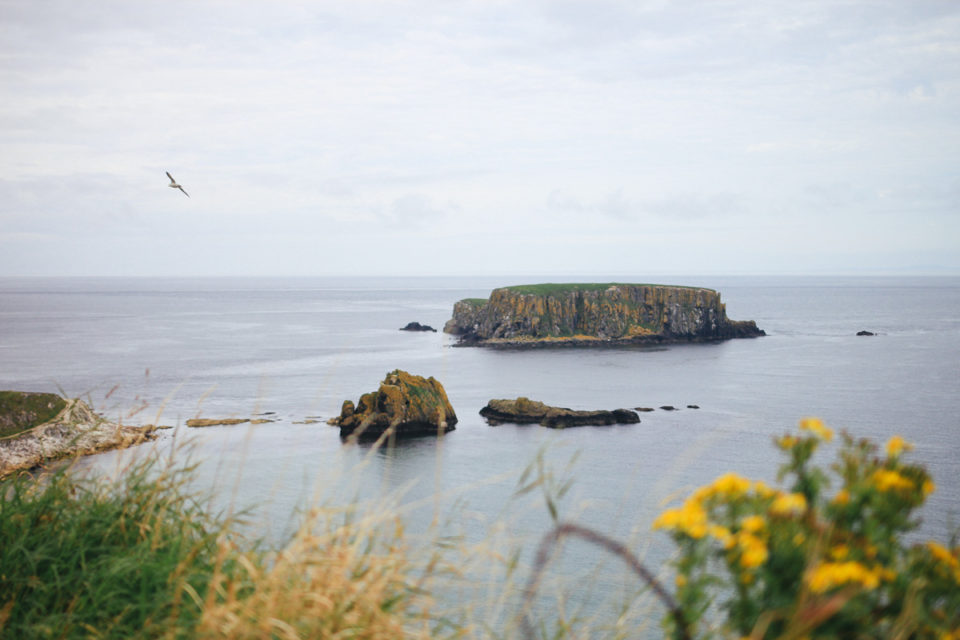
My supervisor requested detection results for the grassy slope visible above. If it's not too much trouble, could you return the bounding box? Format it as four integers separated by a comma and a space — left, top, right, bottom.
502, 283, 711, 296
0, 391, 67, 439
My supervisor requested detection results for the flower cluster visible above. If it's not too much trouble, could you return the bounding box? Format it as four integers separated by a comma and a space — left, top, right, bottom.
654, 423, 959, 639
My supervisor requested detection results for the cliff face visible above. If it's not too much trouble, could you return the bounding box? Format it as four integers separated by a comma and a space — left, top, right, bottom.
443, 283, 763, 346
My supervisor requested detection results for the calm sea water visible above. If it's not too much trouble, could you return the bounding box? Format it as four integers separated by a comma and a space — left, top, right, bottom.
2, 275, 959, 630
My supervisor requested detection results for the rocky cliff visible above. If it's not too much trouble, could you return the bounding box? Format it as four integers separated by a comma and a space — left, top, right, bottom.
444, 283, 764, 346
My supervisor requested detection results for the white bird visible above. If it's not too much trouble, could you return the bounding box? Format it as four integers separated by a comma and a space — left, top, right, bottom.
166, 171, 190, 197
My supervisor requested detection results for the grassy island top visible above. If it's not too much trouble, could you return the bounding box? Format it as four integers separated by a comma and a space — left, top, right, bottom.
501, 282, 715, 296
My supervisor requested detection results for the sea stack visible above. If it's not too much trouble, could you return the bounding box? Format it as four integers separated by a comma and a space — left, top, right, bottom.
328, 370, 457, 440
444, 283, 764, 347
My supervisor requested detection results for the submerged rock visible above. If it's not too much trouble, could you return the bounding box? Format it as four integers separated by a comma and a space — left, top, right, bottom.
444, 283, 764, 347
857, 330, 875, 336
329, 370, 457, 440
0, 392, 155, 478
480, 397, 640, 429
186, 418, 250, 427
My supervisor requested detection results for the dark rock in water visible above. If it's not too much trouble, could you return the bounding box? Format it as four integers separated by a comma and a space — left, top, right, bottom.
480, 397, 640, 429
329, 370, 457, 440
444, 283, 764, 347
660, 405, 677, 411
400, 322, 437, 332
687, 404, 700, 409
635, 407, 656, 412
856, 330, 875, 336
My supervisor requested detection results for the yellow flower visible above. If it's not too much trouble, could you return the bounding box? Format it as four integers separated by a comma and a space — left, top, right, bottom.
830, 544, 850, 560
806, 561, 882, 593
832, 488, 850, 505
740, 544, 769, 569
653, 500, 708, 539
711, 472, 752, 497
740, 515, 766, 534
675, 574, 688, 588
885, 435, 913, 458
753, 480, 777, 498
922, 478, 936, 497
872, 469, 915, 492
737, 532, 769, 568
926, 541, 960, 582
770, 492, 808, 517
793, 532, 806, 547
776, 435, 798, 450
707, 524, 735, 549
799, 417, 833, 441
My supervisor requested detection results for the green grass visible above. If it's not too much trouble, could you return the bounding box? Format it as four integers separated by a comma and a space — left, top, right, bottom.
0, 391, 67, 439
502, 283, 711, 296
0, 458, 222, 638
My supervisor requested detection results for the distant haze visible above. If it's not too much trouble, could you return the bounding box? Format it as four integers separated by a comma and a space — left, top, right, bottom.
1, 1, 958, 277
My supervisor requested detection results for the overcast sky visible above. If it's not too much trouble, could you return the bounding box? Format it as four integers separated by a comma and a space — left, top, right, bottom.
1, 0, 958, 277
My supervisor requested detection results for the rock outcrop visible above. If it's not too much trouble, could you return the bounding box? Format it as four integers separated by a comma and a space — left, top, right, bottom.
480, 397, 640, 429
444, 283, 764, 347
0, 392, 155, 478
328, 370, 457, 440
400, 322, 437, 332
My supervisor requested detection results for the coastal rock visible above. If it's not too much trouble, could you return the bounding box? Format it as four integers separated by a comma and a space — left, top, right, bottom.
857, 330, 875, 336
480, 397, 640, 429
0, 392, 155, 479
444, 283, 764, 347
400, 322, 437, 332
328, 370, 457, 440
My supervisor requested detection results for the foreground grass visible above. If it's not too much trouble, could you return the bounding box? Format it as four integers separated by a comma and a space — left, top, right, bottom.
0, 457, 448, 640
2, 423, 958, 639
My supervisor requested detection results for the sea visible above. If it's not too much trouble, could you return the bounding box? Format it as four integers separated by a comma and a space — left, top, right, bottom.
1, 275, 958, 633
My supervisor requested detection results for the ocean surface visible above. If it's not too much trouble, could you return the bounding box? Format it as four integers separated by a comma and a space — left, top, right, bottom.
2, 275, 959, 632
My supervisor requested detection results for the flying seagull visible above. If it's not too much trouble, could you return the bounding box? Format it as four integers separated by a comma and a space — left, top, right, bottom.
166, 171, 189, 197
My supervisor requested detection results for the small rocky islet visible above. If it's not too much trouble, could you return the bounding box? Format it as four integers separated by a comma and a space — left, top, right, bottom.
480, 397, 640, 428
444, 282, 764, 347
327, 370, 458, 440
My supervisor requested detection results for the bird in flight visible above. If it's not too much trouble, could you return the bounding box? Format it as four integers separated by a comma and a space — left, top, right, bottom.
166, 171, 190, 197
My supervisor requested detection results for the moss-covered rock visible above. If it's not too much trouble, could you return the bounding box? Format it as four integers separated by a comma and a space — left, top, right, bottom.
328, 370, 457, 440
444, 283, 764, 346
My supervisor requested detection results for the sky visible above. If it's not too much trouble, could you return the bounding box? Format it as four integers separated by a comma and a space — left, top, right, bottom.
1, 0, 958, 277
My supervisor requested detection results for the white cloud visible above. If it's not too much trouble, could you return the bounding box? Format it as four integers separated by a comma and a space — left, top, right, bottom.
0, 0, 958, 275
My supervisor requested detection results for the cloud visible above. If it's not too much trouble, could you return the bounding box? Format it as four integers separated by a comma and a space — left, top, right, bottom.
0, 0, 958, 275
548, 189, 747, 222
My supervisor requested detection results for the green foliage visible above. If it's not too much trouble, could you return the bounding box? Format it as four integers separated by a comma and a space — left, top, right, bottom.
503, 283, 710, 296
0, 458, 222, 638
654, 420, 960, 639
